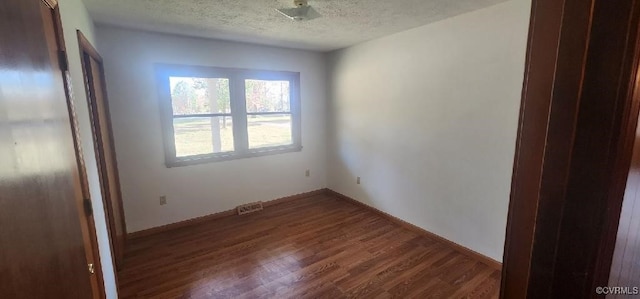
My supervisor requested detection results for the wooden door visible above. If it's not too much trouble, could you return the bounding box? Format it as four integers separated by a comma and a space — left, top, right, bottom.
501, 0, 640, 297
0, 0, 103, 297
78, 32, 127, 270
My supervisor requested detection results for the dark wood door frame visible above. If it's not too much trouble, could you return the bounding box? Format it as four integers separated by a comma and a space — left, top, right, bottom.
54, 8, 107, 299
50, 2, 107, 298
501, 0, 640, 298
77, 30, 128, 271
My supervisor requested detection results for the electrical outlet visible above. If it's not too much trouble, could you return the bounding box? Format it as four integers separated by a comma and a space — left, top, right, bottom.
159, 195, 167, 206
357, 176, 361, 185
305, 169, 310, 177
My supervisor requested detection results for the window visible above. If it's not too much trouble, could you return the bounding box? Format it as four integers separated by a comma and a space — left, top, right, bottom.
156, 64, 301, 167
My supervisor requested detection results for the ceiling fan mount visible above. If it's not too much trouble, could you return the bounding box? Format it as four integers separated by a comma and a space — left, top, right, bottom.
277, 0, 321, 21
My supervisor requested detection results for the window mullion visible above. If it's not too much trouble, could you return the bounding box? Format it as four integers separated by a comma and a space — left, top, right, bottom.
230, 73, 249, 153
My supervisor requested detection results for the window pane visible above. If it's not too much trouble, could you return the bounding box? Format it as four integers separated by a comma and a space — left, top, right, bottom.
247, 114, 293, 149
174, 117, 234, 157
245, 79, 290, 113
170, 77, 231, 115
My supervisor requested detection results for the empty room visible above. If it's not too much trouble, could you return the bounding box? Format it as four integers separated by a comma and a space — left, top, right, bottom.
3, 0, 640, 298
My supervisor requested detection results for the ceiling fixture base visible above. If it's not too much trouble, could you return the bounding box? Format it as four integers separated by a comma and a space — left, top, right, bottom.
276, 0, 321, 21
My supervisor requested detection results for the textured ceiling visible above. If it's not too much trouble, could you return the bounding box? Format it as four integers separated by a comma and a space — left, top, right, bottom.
83, 0, 509, 51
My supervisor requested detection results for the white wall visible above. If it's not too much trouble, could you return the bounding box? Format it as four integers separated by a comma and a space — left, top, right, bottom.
57, 1, 118, 298
327, 0, 530, 261
96, 27, 328, 233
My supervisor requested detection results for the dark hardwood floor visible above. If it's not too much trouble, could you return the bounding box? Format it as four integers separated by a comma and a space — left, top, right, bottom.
119, 195, 501, 298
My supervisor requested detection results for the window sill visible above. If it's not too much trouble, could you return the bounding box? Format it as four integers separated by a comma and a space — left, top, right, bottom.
165, 145, 303, 168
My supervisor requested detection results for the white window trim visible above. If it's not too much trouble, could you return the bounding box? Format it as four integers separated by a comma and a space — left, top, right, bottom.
155, 64, 302, 167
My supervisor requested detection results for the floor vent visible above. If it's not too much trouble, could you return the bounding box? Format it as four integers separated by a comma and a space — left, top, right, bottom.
237, 202, 264, 215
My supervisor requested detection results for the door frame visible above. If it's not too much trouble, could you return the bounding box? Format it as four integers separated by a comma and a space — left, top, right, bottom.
45, 1, 106, 298
501, 0, 640, 297
77, 30, 128, 271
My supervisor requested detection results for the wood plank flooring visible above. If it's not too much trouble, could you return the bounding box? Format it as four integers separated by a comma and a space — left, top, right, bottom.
118, 195, 501, 298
